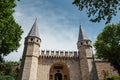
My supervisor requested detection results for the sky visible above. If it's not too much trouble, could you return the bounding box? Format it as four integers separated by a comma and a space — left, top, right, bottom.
5, 0, 120, 61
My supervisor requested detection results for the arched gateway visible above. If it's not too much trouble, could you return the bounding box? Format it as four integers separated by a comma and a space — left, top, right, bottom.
49, 62, 70, 80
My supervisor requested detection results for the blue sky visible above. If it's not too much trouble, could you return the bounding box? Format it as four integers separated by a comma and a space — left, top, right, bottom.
5, 0, 120, 61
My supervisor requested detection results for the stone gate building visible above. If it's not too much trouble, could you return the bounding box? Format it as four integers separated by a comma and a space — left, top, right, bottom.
19, 19, 118, 80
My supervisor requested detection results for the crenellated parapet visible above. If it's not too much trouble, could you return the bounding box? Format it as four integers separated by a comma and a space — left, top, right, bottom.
39, 50, 79, 59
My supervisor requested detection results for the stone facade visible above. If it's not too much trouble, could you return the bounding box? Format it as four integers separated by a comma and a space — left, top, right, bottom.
95, 61, 119, 80
19, 19, 118, 80
37, 54, 80, 80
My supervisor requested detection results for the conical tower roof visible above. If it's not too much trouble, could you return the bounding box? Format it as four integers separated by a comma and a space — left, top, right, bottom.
28, 18, 40, 38
78, 24, 89, 41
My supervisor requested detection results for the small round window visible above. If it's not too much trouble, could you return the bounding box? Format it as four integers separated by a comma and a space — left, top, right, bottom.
31, 38, 33, 41
37, 39, 39, 42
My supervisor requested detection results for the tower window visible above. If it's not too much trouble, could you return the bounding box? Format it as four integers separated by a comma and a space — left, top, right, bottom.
31, 38, 33, 41
81, 42, 83, 45
37, 39, 39, 42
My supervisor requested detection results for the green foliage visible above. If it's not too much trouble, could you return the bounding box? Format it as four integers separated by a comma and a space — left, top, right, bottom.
104, 75, 120, 80
0, 61, 19, 80
0, 0, 23, 62
0, 76, 15, 80
94, 23, 120, 74
73, 0, 120, 24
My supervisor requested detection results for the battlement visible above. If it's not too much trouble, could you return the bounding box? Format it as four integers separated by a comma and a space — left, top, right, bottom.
39, 50, 79, 58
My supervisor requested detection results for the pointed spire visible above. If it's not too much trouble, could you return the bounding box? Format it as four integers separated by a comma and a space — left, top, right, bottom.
78, 24, 89, 41
28, 18, 40, 38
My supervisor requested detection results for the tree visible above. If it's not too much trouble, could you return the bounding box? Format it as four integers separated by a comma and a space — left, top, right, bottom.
0, 61, 19, 80
0, 0, 23, 62
73, 0, 120, 24
94, 23, 120, 75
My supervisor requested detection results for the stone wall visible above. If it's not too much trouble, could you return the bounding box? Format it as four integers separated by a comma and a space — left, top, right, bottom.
37, 57, 80, 80
95, 61, 119, 80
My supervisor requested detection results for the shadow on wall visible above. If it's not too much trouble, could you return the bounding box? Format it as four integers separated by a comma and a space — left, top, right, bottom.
89, 61, 99, 80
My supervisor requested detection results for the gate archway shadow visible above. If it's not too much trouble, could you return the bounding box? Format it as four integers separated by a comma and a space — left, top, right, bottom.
49, 62, 70, 80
